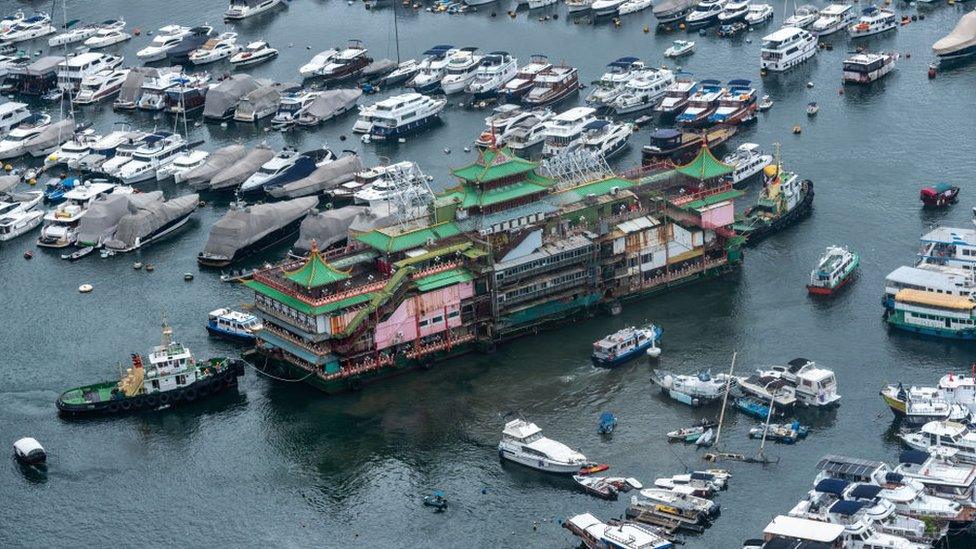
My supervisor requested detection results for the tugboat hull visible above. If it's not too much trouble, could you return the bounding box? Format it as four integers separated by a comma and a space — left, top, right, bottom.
741, 181, 814, 246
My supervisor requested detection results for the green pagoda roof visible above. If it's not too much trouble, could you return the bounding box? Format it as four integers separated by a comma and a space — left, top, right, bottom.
244, 279, 375, 315
414, 268, 475, 292
283, 245, 350, 289
450, 147, 540, 184
354, 222, 462, 253
675, 146, 734, 181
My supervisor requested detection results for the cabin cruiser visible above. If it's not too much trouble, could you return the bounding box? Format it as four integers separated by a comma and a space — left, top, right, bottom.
364, 92, 447, 142
760, 27, 817, 72
811, 4, 857, 36
611, 67, 675, 115
901, 422, 976, 464
465, 51, 517, 99
717, 0, 750, 24
655, 78, 697, 115
475, 104, 532, 148
229, 41, 278, 67
843, 51, 897, 84
298, 48, 338, 78
737, 371, 798, 408
708, 79, 757, 124
497, 419, 588, 473
83, 23, 131, 49
541, 106, 597, 158
0, 204, 43, 241
157, 149, 209, 183
405, 44, 454, 93
272, 90, 322, 127
136, 68, 183, 111
45, 131, 101, 169
439, 47, 482, 95
225, 0, 282, 20
0, 101, 29, 136
523, 64, 580, 107
784, 5, 818, 28
686, 0, 727, 28
315, 40, 371, 82
136, 25, 192, 62
651, 369, 734, 406
48, 22, 102, 48
378, 59, 420, 87
37, 181, 130, 248
114, 132, 187, 184
563, 514, 673, 549
74, 130, 145, 172
91, 133, 149, 176
881, 383, 972, 426
503, 109, 553, 151
73, 68, 129, 104
848, 6, 897, 39
164, 72, 213, 114
933, 12, 976, 63
581, 120, 634, 160
722, 143, 772, 188
744, 3, 774, 25
352, 161, 429, 206
502, 53, 550, 103
585, 56, 645, 108
56, 52, 123, 93
653, 0, 698, 24
676, 79, 724, 126
0, 10, 25, 34
0, 113, 51, 160
189, 32, 241, 65
882, 372, 976, 420
2, 14, 55, 44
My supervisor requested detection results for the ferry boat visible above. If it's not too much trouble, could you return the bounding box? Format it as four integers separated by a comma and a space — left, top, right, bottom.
365, 93, 447, 142
225, 0, 282, 21
811, 4, 857, 36
564, 514, 673, 549
136, 25, 192, 62
581, 120, 634, 159
207, 308, 262, 342
610, 67, 675, 115
676, 79, 724, 126
585, 56, 645, 108
497, 418, 588, 473
502, 53, 550, 103
541, 106, 598, 158
56, 322, 245, 417
733, 164, 814, 245
901, 421, 976, 464
760, 27, 817, 72
916, 226, 976, 272
641, 125, 736, 164
38, 181, 129, 248
848, 6, 897, 39
707, 79, 757, 124
522, 64, 580, 108
229, 41, 278, 67
439, 47, 482, 95
73, 68, 129, 105
721, 142, 772, 188
843, 51, 897, 84
651, 369, 732, 406
114, 132, 186, 184
784, 5, 819, 29
920, 183, 959, 208
465, 51, 517, 99
188, 32, 241, 65
885, 289, 976, 340
685, 0, 727, 29
807, 245, 859, 295
83, 24, 131, 49
655, 78, 698, 115
717, 0, 750, 24
591, 323, 662, 366
407, 44, 456, 93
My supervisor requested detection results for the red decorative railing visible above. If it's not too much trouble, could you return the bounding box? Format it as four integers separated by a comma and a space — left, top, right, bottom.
671, 182, 733, 206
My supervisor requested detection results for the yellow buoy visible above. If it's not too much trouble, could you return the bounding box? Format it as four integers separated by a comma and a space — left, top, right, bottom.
3, 164, 11, 171
28, 178, 36, 185
764, 165, 780, 177
643, 26, 649, 33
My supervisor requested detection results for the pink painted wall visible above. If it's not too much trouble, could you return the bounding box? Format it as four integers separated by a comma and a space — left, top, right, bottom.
699, 202, 734, 229
372, 282, 474, 350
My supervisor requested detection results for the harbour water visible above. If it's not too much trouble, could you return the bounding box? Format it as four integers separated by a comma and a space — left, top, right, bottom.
3, 0, 976, 546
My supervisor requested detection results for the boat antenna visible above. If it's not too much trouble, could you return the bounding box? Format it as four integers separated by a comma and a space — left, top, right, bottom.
712, 351, 736, 449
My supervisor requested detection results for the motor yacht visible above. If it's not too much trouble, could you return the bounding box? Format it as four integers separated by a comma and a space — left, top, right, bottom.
523, 64, 580, 108
653, 0, 698, 24
901, 422, 976, 464
73, 68, 129, 105
408, 44, 457, 94
761, 27, 818, 72
744, 3, 774, 25
708, 79, 757, 124
189, 32, 241, 65
229, 41, 278, 67
439, 47, 482, 95
498, 419, 588, 473
83, 23, 131, 49
48, 22, 102, 48
73, 129, 144, 172
298, 48, 338, 78
504, 109, 553, 151
157, 149, 209, 183
352, 161, 429, 207
272, 90, 322, 128
114, 132, 187, 184
164, 72, 212, 114
45, 131, 101, 169
136, 68, 183, 111
586, 56, 644, 108
136, 25, 192, 62
225, 0, 282, 20
541, 106, 597, 157
0, 101, 29, 136
718, 0, 750, 23
811, 4, 857, 36
0, 113, 51, 160
784, 5, 818, 28
655, 77, 697, 115
676, 79, 724, 126
364, 93, 447, 142
581, 120, 633, 159
848, 6, 897, 39
592, 0, 629, 16
475, 104, 530, 148
2, 13, 55, 44
502, 53, 550, 103
57, 53, 123, 93
239, 148, 305, 194
0, 204, 43, 241
38, 181, 130, 248
465, 51, 517, 99
315, 40, 371, 82
610, 67, 675, 115
722, 143, 772, 188
686, 0, 727, 28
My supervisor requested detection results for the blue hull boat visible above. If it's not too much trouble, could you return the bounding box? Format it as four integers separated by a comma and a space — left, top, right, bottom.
369, 114, 442, 141
735, 397, 771, 420
592, 324, 662, 367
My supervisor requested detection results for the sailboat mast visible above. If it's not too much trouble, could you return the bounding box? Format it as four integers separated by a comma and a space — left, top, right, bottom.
393, 0, 400, 64
758, 393, 776, 459
713, 352, 736, 449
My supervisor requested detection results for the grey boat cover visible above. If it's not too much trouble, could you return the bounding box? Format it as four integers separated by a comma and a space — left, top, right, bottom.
209, 144, 274, 190
934, 12, 976, 56
201, 196, 317, 259
235, 84, 282, 118
203, 74, 267, 119
362, 59, 396, 78
76, 191, 164, 246
105, 193, 199, 251
183, 144, 248, 189
293, 205, 366, 252
653, 0, 695, 17
117, 67, 153, 105
0, 174, 18, 194
17, 56, 62, 76
24, 119, 76, 155
348, 201, 399, 234
305, 89, 362, 121
267, 155, 364, 199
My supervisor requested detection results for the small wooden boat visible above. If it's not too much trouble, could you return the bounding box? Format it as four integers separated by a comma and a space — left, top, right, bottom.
920, 183, 959, 208
573, 474, 619, 500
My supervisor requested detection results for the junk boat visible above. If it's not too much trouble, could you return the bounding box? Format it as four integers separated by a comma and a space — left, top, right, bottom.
807, 245, 859, 296
56, 322, 245, 417
207, 308, 263, 343
651, 369, 733, 406
920, 183, 959, 208
497, 418, 588, 474
733, 162, 814, 245
843, 51, 897, 85
591, 323, 662, 366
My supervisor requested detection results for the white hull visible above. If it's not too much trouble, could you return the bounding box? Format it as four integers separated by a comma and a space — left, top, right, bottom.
0, 210, 42, 241
225, 0, 281, 20
848, 24, 896, 39
85, 34, 130, 49
762, 43, 817, 72
499, 450, 582, 473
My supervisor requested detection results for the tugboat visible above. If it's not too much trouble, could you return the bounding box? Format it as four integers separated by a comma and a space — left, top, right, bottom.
733, 149, 814, 245
806, 245, 859, 296
56, 322, 245, 417
920, 183, 959, 208
591, 323, 662, 367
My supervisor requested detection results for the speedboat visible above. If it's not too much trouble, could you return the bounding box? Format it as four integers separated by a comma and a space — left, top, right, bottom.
585, 56, 645, 108
83, 24, 131, 49
685, 0, 727, 29
722, 142, 772, 188
665, 40, 695, 58
225, 0, 282, 20
497, 419, 588, 473
0, 113, 51, 160
73, 68, 129, 104
591, 323, 662, 366
189, 32, 241, 65
784, 5, 818, 29
708, 79, 757, 124
503, 109, 553, 151
465, 51, 517, 99
229, 41, 278, 67
206, 308, 262, 342
439, 47, 482, 95
655, 77, 697, 115
744, 3, 774, 25
582, 120, 634, 160
315, 39, 371, 82
848, 6, 897, 39
298, 48, 338, 78
523, 64, 580, 108
157, 149, 209, 183
364, 92, 447, 142
651, 369, 733, 406
2, 13, 55, 44
0, 101, 29, 136
676, 79, 724, 126
591, 0, 628, 17
610, 67, 676, 115
541, 106, 597, 158
408, 44, 456, 94
136, 25, 192, 62
502, 53, 550, 103
717, 0, 750, 24
811, 4, 857, 36
113, 132, 187, 184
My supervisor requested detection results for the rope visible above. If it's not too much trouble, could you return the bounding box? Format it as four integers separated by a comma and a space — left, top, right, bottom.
246, 352, 316, 383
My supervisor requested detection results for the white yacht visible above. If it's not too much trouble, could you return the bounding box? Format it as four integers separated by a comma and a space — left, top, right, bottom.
225, 0, 282, 20
650, 369, 734, 407
896, 448, 976, 505
240, 148, 303, 193
136, 68, 183, 111
502, 53, 550, 102
722, 143, 773, 187
655, 78, 697, 114
759, 358, 840, 407
272, 90, 322, 128
48, 22, 101, 48
784, 5, 819, 28
686, 0, 727, 28
848, 6, 897, 39
189, 32, 241, 65
73, 68, 129, 104
363, 93, 447, 142
718, 0, 750, 23
585, 56, 645, 108
744, 3, 774, 25
45, 131, 101, 169
0, 113, 51, 160
114, 132, 187, 184
811, 4, 857, 36
83, 24, 131, 49
843, 51, 897, 84
564, 514, 672, 549
497, 419, 588, 474
0, 10, 25, 33
408, 45, 457, 94
439, 48, 482, 95
74, 130, 145, 172
229, 41, 278, 67
97, 136, 146, 177
591, 0, 628, 16
0, 204, 43, 241
56, 52, 123, 93
2, 13, 55, 44
504, 110, 553, 151
38, 181, 129, 248
298, 49, 337, 78
465, 51, 517, 98
0, 102, 29, 136
581, 120, 633, 159
610, 67, 676, 115
352, 161, 426, 206
901, 422, 976, 464
541, 106, 597, 157
475, 104, 532, 148
157, 150, 209, 183
136, 25, 192, 62
761, 27, 817, 72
